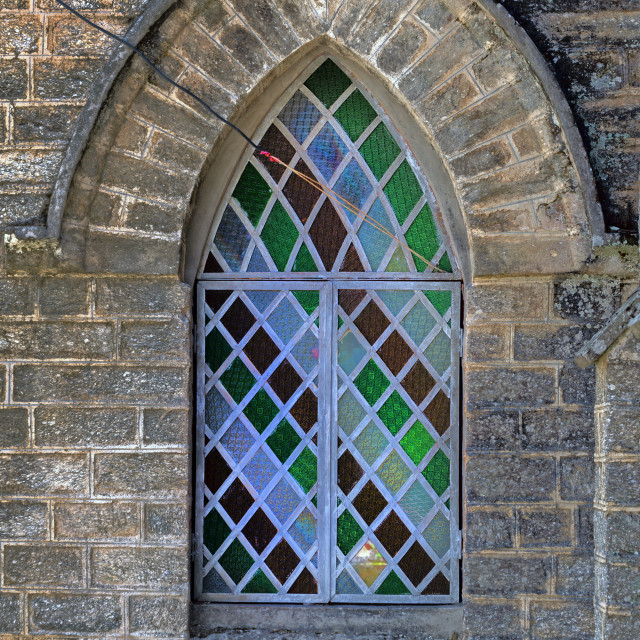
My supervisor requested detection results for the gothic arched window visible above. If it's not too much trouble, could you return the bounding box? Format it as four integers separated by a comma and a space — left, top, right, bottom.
195, 58, 461, 604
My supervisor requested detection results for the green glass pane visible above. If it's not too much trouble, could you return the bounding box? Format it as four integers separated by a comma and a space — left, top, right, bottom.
292, 290, 320, 318
354, 360, 390, 406
425, 511, 450, 558
233, 163, 272, 227
375, 570, 411, 595
204, 509, 231, 554
438, 251, 453, 273
445, 498, 450, 510
399, 481, 434, 527
423, 450, 450, 497
424, 331, 451, 376
304, 59, 351, 109
293, 242, 318, 272
400, 422, 435, 466
338, 390, 367, 436
219, 538, 253, 584
425, 290, 452, 317
242, 569, 278, 593
354, 421, 389, 466
244, 389, 279, 434
377, 450, 411, 494
385, 245, 410, 272
377, 391, 412, 436
360, 123, 401, 181
266, 419, 301, 464
261, 200, 299, 271
384, 160, 423, 225
334, 89, 377, 142
205, 328, 232, 373
405, 203, 441, 272
290, 447, 317, 493
337, 509, 364, 555
220, 358, 255, 405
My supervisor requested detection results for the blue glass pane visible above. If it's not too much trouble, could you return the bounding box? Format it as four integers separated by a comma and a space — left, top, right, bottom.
307, 123, 348, 182
220, 419, 255, 464
354, 422, 389, 466
333, 159, 373, 224
246, 290, 278, 313
377, 451, 411, 494
337, 569, 362, 593
401, 303, 437, 347
214, 205, 250, 271
291, 329, 319, 374
338, 330, 366, 375
266, 477, 301, 525
279, 91, 322, 144
338, 390, 367, 436
378, 290, 414, 316
399, 481, 434, 527
424, 511, 450, 558
357, 199, 392, 270
247, 246, 270, 272
243, 449, 277, 494
288, 508, 316, 553
205, 387, 232, 434
424, 331, 451, 376
203, 568, 231, 593
267, 297, 304, 346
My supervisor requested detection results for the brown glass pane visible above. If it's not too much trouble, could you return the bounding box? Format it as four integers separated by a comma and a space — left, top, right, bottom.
338, 450, 364, 495
203, 252, 224, 274
340, 243, 364, 271
374, 510, 411, 557
268, 360, 303, 403
283, 161, 322, 224
339, 289, 367, 316
244, 327, 280, 374
422, 571, 449, 595
256, 124, 296, 182
219, 478, 254, 524
290, 388, 317, 433
222, 298, 255, 343
309, 199, 348, 269
424, 390, 450, 436
377, 331, 413, 377
289, 568, 318, 594
401, 362, 436, 405
243, 508, 277, 554
354, 301, 390, 346
265, 539, 300, 583
205, 448, 232, 495
352, 480, 387, 526
398, 542, 434, 587
205, 289, 231, 314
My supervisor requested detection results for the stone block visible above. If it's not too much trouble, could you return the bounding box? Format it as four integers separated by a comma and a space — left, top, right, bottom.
35, 406, 137, 447
417, 71, 481, 124
465, 554, 551, 596
0, 407, 29, 448
465, 410, 519, 452
85, 189, 122, 226
0, 593, 22, 634
216, 19, 271, 76
0, 277, 37, 316
598, 562, 640, 607
114, 116, 149, 155
196, 0, 233, 35
46, 15, 130, 55
556, 553, 594, 597
607, 326, 640, 362
13, 104, 81, 143
466, 455, 556, 503
414, 0, 455, 34
13, 364, 189, 405
466, 283, 548, 322
0, 149, 63, 183
467, 202, 537, 234
465, 507, 515, 550
567, 48, 624, 94
462, 597, 522, 639
144, 503, 189, 542
603, 460, 640, 506
599, 610, 640, 639
521, 408, 594, 452
0, 321, 114, 360
28, 593, 122, 634
271, 0, 323, 42
597, 407, 640, 453
601, 362, 640, 405
94, 277, 190, 316
518, 507, 572, 548
94, 453, 188, 498
465, 324, 510, 362
0, 15, 42, 54
123, 198, 183, 234
466, 366, 557, 410
33, 56, 103, 100
577, 505, 593, 548
511, 125, 543, 160
0, 501, 48, 539
128, 594, 188, 635
559, 456, 594, 502
595, 509, 640, 558
560, 364, 595, 405
38, 276, 90, 316
376, 19, 436, 77
90, 546, 188, 588
553, 277, 621, 324
529, 599, 593, 639
53, 501, 139, 540
119, 318, 190, 362
471, 45, 523, 94
514, 324, 597, 362
143, 408, 189, 446
0, 192, 49, 227
0, 57, 28, 99
146, 130, 206, 175
0, 453, 88, 497
4, 544, 84, 587
452, 138, 515, 179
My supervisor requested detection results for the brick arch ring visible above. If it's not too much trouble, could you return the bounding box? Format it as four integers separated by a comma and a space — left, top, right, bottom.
16, 0, 605, 283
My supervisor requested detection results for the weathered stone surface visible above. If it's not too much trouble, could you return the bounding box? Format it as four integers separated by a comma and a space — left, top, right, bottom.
0, 15, 42, 54
94, 453, 188, 497
595, 510, 640, 559
518, 507, 572, 548
466, 507, 515, 550
0, 407, 29, 448
146, 130, 206, 175
13, 104, 81, 143
129, 594, 188, 635
559, 456, 594, 502
462, 598, 523, 639
0, 593, 22, 634
35, 406, 137, 447
0, 501, 48, 539
556, 553, 594, 597
144, 503, 189, 542
53, 501, 139, 540
271, 0, 323, 42
94, 277, 190, 316
529, 599, 593, 639
602, 460, 640, 506
465, 324, 510, 362
466, 455, 556, 503
0, 453, 88, 496
466, 283, 548, 322
514, 324, 597, 362
451, 139, 514, 179
465, 554, 551, 595
601, 362, 640, 405
196, 0, 233, 35
119, 318, 190, 361
597, 407, 640, 453
414, 0, 455, 34
471, 45, 524, 94
0, 57, 28, 100
32, 56, 103, 100
376, 19, 436, 77
143, 408, 189, 446
122, 198, 183, 234
217, 19, 272, 76
417, 71, 481, 124
28, 594, 122, 633
521, 408, 594, 452
46, 15, 129, 55
4, 544, 84, 587
577, 505, 593, 548
0, 278, 37, 316
465, 410, 519, 452
466, 367, 557, 410
466, 202, 538, 234
38, 276, 90, 316
90, 546, 188, 588
596, 562, 640, 607
13, 364, 189, 404
553, 278, 622, 324
560, 364, 595, 405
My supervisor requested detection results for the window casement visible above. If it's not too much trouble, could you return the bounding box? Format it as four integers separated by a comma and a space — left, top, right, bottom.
194, 58, 461, 605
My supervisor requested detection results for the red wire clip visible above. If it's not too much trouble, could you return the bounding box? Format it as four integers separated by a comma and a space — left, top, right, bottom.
260, 151, 281, 163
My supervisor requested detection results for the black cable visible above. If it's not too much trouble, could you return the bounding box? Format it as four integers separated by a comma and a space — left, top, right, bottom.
55, 0, 261, 150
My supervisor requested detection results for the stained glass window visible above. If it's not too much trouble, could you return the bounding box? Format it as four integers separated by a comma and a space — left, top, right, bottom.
195, 58, 460, 605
